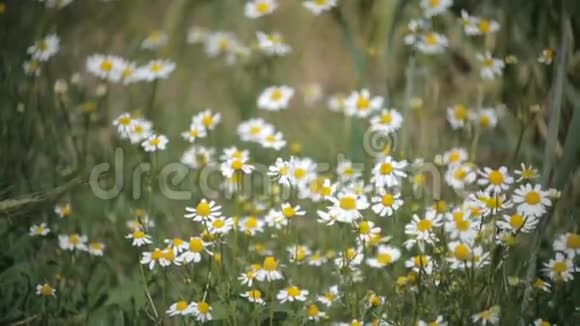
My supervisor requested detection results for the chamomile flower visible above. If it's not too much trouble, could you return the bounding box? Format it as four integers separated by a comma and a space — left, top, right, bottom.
472, 108, 499, 129
256, 31, 291, 56
317, 285, 341, 307
245, 0, 277, 19
404, 210, 443, 250
405, 255, 434, 274
221, 156, 255, 178
327, 93, 347, 113
472, 306, 500, 325
264, 209, 286, 229
447, 104, 471, 129
553, 233, 580, 258
181, 146, 215, 169
87, 54, 123, 82
193, 109, 221, 130
477, 166, 513, 193
336, 159, 361, 181
306, 303, 327, 321
54, 202, 72, 218
418, 316, 447, 326
543, 253, 577, 282
307, 251, 328, 266
239, 264, 261, 286
207, 216, 234, 235
141, 134, 168, 152
141, 30, 168, 50
468, 18, 500, 36
532, 277, 552, 293
238, 216, 265, 236
533, 319, 554, 326
497, 213, 538, 233
29, 223, 50, 236
185, 199, 222, 222
28, 34, 60, 61
303, 0, 337, 15
88, 242, 105, 256
444, 209, 477, 241
126, 229, 153, 247
445, 163, 476, 190
36, 283, 56, 297
241, 289, 265, 304
356, 220, 381, 243
258, 85, 294, 111
277, 285, 309, 303
371, 187, 403, 217
371, 156, 408, 188
180, 237, 212, 263
268, 157, 292, 186
256, 256, 283, 281
477, 52, 504, 80
370, 108, 403, 134
59, 233, 88, 251
288, 245, 311, 264
128, 118, 153, 144
167, 300, 194, 316
366, 245, 401, 268
447, 241, 489, 270
538, 48, 556, 65
281, 202, 305, 220
416, 32, 448, 54
164, 237, 189, 254
139, 59, 175, 81
289, 157, 317, 187
327, 191, 369, 223
259, 131, 286, 150
192, 301, 213, 322
181, 123, 207, 143
142, 247, 180, 269
112, 113, 133, 138
420, 0, 452, 17
514, 163, 538, 182
204, 31, 242, 63
443, 147, 468, 166
344, 89, 383, 118
334, 246, 364, 269
512, 183, 551, 217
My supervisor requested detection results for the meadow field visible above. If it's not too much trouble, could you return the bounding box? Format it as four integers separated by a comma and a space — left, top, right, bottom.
1, 0, 580, 325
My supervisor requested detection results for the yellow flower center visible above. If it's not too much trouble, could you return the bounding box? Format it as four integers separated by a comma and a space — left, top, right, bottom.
307, 304, 320, 317
40, 284, 53, 296
369, 294, 381, 306
566, 233, 580, 249
414, 173, 426, 185
263, 256, 278, 271
454, 105, 468, 120
212, 219, 225, 228
454, 168, 468, 180
552, 261, 567, 273
197, 301, 210, 314
231, 159, 244, 170
100, 59, 113, 72
294, 168, 306, 179
282, 206, 296, 218
380, 113, 393, 124
151, 249, 163, 260
356, 97, 370, 110
433, 200, 447, 213
425, 33, 438, 45
479, 20, 491, 33
163, 249, 175, 261
69, 234, 80, 245
189, 239, 204, 253
428, 0, 440, 7
256, 2, 270, 13
150, 63, 162, 73
382, 193, 394, 206
521, 168, 536, 179
414, 255, 429, 267
488, 170, 504, 185
380, 162, 394, 175
245, 217, 258, 229
324, 292, 335, 301
525, 191, 541, 205
359, 221, 371, 234
287, 286, 301, 297
196, 201, 211, 216
133, 230, 145, 239
339, 196, 357, 210
176, 300, 189, 311
377, 253, 393, 265
454, 244, 471, 260
456, 219, 470, 231
480, 115, 491, 127
448, 151, 461, 163
119, 116, 131, 126
248, 289, 262, 300
150, 137, 160, 146
417, 219, 433, 232
270, 89, 283, 101
509, 214, 525, 229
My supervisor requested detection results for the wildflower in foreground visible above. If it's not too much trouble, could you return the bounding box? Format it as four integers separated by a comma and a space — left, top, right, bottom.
27, 34, 60, 61
497, 213, 538, 233
344, 89, 383, 118
366, 245, 401, 268
88, 242, 105, 256
538, 48, 556, 65
327, 191, 369, 223
59, 234, 88, 251
141, 134, 168, 152
553, 232, 580, 258
472, 306, 500, 325
370, 108, 403, 134
404, 210, 443, 250
512, 183, 551, 218
166, 300, 194, 316
257, 85, 294, 111
514, 163, 538, 182
416, 32, 448, 54
54, 202, 71, 218
179, 237, 212, 263
255, 256, 283, 282
306, 303, 327, 321
125, 229, 153, 247
29, 223, 50, 237
192, 301, 212, 323
277, 285, 309, 303
238, 264, 261, 286
303, 0, 337, 15
371, 156, 408, 188
185, 199, 222, 222
447, 104, 471, 129
317, 285, 341, 307
542, 253, 577, 282
36, 283, 56, 297
477, 52, 505, 80
241, 289, 265, 304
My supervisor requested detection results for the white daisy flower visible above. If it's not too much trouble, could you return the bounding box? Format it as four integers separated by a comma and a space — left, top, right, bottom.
418, 315, 448, 326
327, 191, 369, 223
403, 210, 443, 250
553, 233, 580, 258
238, 216, 265, 236
187, 26, 209, 44
303, 0, 337, 15
445, 163, 477, 190
245, 0, 277, 18
185, 199, 222, 222
191, 301, 212, 322
447, 241, 489, 270
54, 202, 71, 218
28, 34, 60, 61
256, 31, 291, 56
317, 210, 337, 226
29, 223, 50, 237
207, 217, 234, 235
87, 54, 124, 82
141, 134, 168, 152
141, 30, 168, 50
416, 32, 448, 54
268, 157, 293, 186
181, 123, 207, 143
138, 59, 175, 81
496, 213, 538, 233
221, 157, 255, 178
193, 109, 221, 130
370, 108, 403, 134
538, 48, 556, 65
420, 0, 452, 17
465, 17, 500, 36
112, 112, 133, 138
58, 233, 88, 251
471, 306, 500, 325
405, 255, 434, 274
471, 108, 499, 129
370, 156, 408, 188
334, 246, 364, 269
366, 245, 401, 268
477, 166, 513, 193
166, 300, 194, 316
512, 183, 551, 217
327, 93, 347, 113
36, 283, 56, 297
128, 118, 153, 144
356, 220, 381, 243
287, 245, 311, 264
442, 147, 468, 166
317, 285, 341, 307
306, 303, 327, 321
258, 85, 294, 111
477, 52, 505, 80
514, 163, 538, 182
88, 242, 105, 256
181, 145, 215, 169
344, 89, 383, 118
255, 256, 284, 282
277, 285, 309, 303
259, 131, 286, 150
444, 209, 477, 242
542, 253, 577, 282
240, 290, 265, 304
371, 187, 403, 217
179, 237, 212, 264
447, 104, 471, 129
125, 229, 153, 247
